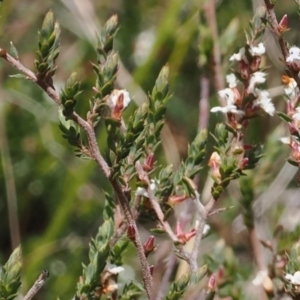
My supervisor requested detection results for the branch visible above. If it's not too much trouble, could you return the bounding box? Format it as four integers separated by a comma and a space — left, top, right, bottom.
189, 192, 208, 273
135, 161, 179, 243
0, 48, 154, 300
263, 0, 300, 87
24, 269, 50, 300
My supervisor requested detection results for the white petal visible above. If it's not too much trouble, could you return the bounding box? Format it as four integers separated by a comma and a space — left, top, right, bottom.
109, 266, 125, 274
108, 89, 131, 109
226, 73, 238, 88
229, 47, 245, 61
249, 42, 266, 56
135, 187, 149, 197
280, 137, 291, 144
287, 46, 300, 62
203, 224, 210, 235
292, 271, 300, 285
285, 273, 294, 281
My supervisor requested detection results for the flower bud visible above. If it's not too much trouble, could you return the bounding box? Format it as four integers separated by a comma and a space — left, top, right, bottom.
144, 236, 155, 257
207, 274, 216, 291
250, 56, 261, 72
167, 194, 187, 206
143, 153, 155, 171
278, 14, 288, 34
127, 224, 136, 241
239, 59, 249, 79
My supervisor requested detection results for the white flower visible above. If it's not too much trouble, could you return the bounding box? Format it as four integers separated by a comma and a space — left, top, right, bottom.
211, 88, 244, 115
107, 89, 131, 110
248, 71, 267, 93
135, 180, 156, 198
218, 88, 235, 104
194, 221, 210, 235
249, 42, 266, 56
203, 224, 210, 235
109, 266, 125, 275
284, 77, 297, 97
286, 46, 300, 63
253, 89, 275, 116
252, 270, 268, 286
293, 107, 300, 121
280, 137, 291, 144
285, 271, 300, 285
229, 47, 245, 61
226, 73, 238, 88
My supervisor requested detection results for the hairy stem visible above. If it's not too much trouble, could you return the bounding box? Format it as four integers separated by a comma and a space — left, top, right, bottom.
263, 0, 300, 87
0, 47, 154, 300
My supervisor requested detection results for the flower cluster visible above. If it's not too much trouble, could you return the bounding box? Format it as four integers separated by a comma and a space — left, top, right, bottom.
211, 42, 275, 130
280, 74, 300, 165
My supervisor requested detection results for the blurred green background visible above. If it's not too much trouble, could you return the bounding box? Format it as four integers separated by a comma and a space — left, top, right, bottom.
1, 0, 300, 299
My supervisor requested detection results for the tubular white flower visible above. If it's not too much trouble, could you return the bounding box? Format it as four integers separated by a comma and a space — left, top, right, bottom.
135, 180, 157, 198
108, 89, 131, 109
109, 266, 125, 275
285, 271, 300, 285
293, 107, 300, 121
218, 88, 235, 104
284, 77, 297, 97
286, 46, 300, 63
248, 71, 267, 93
280, 137, 291, 144
249, 42, 266, 56
229, 47, 245, 61
226, 73, 238, 88
211, 88, 244, 115
253, 89, 275, 116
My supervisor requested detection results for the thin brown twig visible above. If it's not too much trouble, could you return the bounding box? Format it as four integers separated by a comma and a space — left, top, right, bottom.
249, 227, 265, 271
198, 75, 210, 131
0, 48, 154, 300
208, 205, 235, 217
189, 191, 208, 273
24, 269, 50, 300
135, 161, 179, 243
263, 0, 300, 87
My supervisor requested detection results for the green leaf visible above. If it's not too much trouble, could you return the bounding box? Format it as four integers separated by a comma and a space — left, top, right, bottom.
0, 246, 22, 299
8, 74, 27, 79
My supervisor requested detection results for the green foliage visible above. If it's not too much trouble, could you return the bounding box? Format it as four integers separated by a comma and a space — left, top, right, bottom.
76, 197, 115, 299
60, 72, 82, 117
174, 129, 208, 189
119, 281, 144, 300
92, 15, 119, 99
145, 66, 171, 153
240, 175, 255, 229
34, 10, 60, 79
164, 265, 207, 300
0, 247, 22, 300
204, 241, 244, 300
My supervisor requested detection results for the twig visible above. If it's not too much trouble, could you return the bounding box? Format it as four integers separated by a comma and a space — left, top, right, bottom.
24, 269, 50, 300
189, 192, 208, 273
0, 47, 154, 300
249, 227, 265, 271
263, 0, 300, 87
202, 0, 225, 104
208, 205, 235, 217
135, 161, 179, 243
156, 254, 177, 300
198, 75, 210, 131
